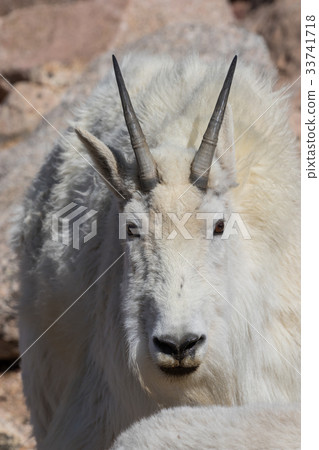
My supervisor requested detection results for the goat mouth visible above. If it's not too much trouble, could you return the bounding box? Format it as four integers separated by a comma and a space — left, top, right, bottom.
159, 365, 199, 376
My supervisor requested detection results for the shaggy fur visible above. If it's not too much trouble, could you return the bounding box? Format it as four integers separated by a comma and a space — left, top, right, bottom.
14, 53, 300, 449
111, 404, 300, 450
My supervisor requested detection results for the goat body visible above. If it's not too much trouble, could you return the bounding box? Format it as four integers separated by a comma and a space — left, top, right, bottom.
14, 53, 300, 448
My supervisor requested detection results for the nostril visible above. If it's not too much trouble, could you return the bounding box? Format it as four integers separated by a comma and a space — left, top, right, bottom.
153, 336, 179, 356
153, 334, 206, 358
180, 334, 206, 354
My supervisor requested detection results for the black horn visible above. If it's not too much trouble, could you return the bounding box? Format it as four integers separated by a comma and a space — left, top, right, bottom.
190, 56, 237, 190
112, 55, 158, 191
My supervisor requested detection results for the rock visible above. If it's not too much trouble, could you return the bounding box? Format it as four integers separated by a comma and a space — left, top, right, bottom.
0, 0, 233, 148
0, 0, 80, 17
0, 81, 63, 143
0, 69, 30, 103
0, 0, 128, 74
114, 0, 233, 49
0, 309, 19, 361
0, 61, 85, 147
29, 60, 85, 89
242, 0, 300, 80
125, 23, 274, 75
0, 243, 20, 361
0, 78, 10, 102
229, 0, 275, 18
0, 371, 35, 449
0, 0, 232, 80
231, 1, 252, 20
237, 0, 301, 139
0, 429, 21, 450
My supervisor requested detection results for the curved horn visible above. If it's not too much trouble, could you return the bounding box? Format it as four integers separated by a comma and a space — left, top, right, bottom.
190, 56, 237, 190
112, 55, 158, 191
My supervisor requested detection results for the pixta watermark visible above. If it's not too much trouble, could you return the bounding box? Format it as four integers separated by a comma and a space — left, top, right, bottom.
52, 202, 97, 249
119, 212, 251, 240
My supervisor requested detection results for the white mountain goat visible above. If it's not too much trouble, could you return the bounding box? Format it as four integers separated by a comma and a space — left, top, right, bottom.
14, 53, 300, 449
111, 403, 301, 450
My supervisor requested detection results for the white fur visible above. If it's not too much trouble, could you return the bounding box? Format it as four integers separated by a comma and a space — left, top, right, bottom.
14, 53, 300, 449
112, 404, 300, 450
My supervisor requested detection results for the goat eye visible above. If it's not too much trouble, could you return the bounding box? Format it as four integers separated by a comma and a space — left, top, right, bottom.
127, 223, 140, 238
214, 219, 224, 236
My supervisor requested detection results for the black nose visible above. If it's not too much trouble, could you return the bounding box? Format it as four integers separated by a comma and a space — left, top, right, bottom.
153, 334, 206, 360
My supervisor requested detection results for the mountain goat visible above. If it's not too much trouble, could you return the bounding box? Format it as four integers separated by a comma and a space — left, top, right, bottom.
111, 404, 301, 449
15, 53, 300, 449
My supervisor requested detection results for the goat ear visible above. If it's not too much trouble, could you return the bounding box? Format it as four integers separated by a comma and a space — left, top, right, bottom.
75, 128, 128, 199
210, 104, 238, 190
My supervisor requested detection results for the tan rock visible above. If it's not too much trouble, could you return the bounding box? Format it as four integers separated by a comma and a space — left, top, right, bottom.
0, 61, 86, 147
115, 0, 233, 48
0, 0, 128, 73
0, 77, 10, 102
0, 0, 80, 17
231, 1, 252, 20
0, 371, 35, 449
0, 81, 62, 141
29, 60, 85, 88
239, 0, 301, 139
243, 0, 300, 80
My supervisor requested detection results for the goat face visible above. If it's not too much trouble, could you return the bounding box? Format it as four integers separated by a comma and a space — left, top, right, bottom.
120, 148, 240, 404
76, 56, 240, 403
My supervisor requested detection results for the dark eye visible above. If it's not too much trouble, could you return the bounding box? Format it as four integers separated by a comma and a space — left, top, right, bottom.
214, 219, 224, 236
127, 223, 140, 238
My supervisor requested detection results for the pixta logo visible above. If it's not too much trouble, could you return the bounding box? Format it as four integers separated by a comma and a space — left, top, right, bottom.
52, 202, 97, 249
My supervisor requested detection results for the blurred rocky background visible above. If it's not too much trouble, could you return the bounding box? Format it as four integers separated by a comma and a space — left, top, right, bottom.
0, 0, 300, 447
